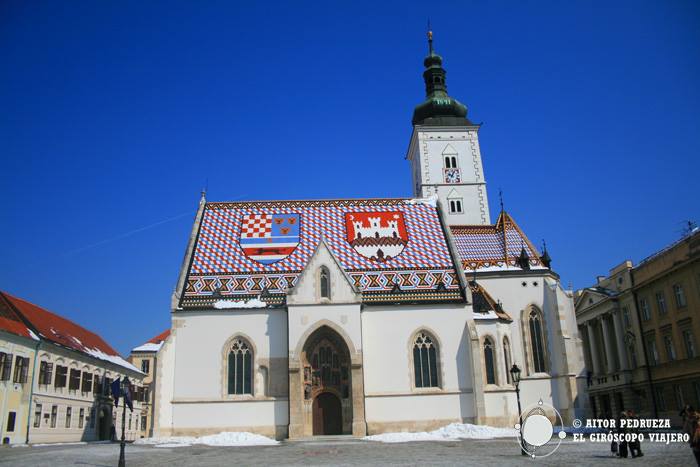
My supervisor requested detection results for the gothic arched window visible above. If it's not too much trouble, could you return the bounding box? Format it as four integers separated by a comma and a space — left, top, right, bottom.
529, 309, 547, 373
320, 267, 330, 299
413, 331, 439, 388
503, 337, 513, 384
227, 337, 252, 395
484, 337, 497, 385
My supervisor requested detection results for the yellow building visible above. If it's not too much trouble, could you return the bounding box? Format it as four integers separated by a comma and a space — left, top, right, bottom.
576, 228, 700, 425
128, 330, 169, 437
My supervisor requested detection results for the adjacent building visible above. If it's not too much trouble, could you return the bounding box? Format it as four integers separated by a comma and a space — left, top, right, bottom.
575, 228, 700, 425
0, 291, 145, 445
128, 330, 169, 437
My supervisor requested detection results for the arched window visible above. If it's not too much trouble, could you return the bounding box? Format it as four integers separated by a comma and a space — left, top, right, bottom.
503, 337, 512, 384
450, 156, 457, 168
484, 337, 497, 385
227, 337, 253, 395
413, 331, 439, 388
320, 267, 330, 299
529, 309, 547, 373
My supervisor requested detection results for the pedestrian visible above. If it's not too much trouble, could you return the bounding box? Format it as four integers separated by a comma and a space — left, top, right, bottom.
688, 409, 700, 466
627, 409, 643, 458
617, 411, 629, 459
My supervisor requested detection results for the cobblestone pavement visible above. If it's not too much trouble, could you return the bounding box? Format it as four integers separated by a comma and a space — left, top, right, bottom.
0, 437, 694, 466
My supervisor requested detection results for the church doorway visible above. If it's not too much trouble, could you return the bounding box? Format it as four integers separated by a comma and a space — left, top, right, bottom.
301, 325, 352, 436
312, 392, 342, 435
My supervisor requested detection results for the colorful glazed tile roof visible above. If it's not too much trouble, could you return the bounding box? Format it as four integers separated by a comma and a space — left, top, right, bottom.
450, 211, 546, 272
0, 291, 139, 372
181, 198, 463, 308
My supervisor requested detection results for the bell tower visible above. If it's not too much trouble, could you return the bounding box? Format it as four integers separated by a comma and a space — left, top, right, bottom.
406, 30, 490, 226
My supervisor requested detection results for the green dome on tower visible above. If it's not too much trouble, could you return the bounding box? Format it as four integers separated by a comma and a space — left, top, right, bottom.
412, 31, 473, 126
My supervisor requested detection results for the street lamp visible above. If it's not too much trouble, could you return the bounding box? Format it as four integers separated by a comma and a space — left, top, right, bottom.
510, 364, 527, 456
118, 376, 130, 467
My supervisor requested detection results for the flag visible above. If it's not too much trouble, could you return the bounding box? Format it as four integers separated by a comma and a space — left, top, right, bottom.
124, 383, 133, 412
110, 378, 121, 407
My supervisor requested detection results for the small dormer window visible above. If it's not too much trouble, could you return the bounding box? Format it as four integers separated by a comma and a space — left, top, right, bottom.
320, 267, 330, 299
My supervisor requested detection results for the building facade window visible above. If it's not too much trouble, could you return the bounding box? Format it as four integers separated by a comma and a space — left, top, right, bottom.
646, 335, 659, 365
656, 292, 667, 315
12, 356, 29, 383
141, 415, 147, 431
413, 331, 440, 388
484, 337, 497, 385
69, 369, 81, 390
0, 352, 12, 381
141, 359, 150, 374
503, 337, 513, 384
39, 361, 53, 385
528, 308, 547, 373
81, 372, 93, 393
33, 403, 42, 428
55, 365, 68, 388
320, 266, 330, 299
663, 335, 676, 361
227, 337, 253, 395
444, 155, 458, 168
675, 386, 685, 410
50, 405, 57, 428
622, 307, 631, 328
79, 408, 84, 429
639, 298, 651, 321
65, 406, 72, 428
448, 199, 463, 214
656, 387, 667, 411
683, 329, 697, 358
674, 284, 687, 308
89, 408, 95, 428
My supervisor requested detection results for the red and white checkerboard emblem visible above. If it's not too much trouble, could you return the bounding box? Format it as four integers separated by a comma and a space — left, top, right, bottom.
240, 213, 300, 265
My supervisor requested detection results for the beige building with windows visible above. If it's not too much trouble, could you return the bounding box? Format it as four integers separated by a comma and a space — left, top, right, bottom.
575, 228, 700, 426
128, 330, 169, 437
0, 291, 145, 445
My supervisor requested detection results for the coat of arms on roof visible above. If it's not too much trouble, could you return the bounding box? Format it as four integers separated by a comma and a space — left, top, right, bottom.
240, 213, 300, 264
345, 212, 408, 262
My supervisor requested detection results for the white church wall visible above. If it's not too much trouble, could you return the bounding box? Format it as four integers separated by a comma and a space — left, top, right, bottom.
287, 303, 362, 358
361, 304, 475, 433
153, 326, 175, 437
164, 309, 289, 438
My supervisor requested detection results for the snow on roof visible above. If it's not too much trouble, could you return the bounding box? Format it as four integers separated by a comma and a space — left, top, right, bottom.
0, 291, 140, 373
450, 211, 547, 272
181, 198, 462, 308
131, 329, 171, 353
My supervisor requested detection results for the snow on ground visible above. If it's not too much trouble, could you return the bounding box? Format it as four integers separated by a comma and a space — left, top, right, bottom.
365, 423, 517, 443
213, 298, 267, 309
135, 432, 279, 447
32, 442, 87, 447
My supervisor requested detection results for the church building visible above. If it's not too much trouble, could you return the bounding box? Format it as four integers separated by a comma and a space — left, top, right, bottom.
153, 33, 587, 439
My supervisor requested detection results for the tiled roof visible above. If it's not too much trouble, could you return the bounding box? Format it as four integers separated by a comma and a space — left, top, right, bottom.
0, 291, 139, 373
450, 211, 545, 272
0, 293, 36, 340
131, 329, 170, 353
181, 198, 462, 308
469, 282, 512, 322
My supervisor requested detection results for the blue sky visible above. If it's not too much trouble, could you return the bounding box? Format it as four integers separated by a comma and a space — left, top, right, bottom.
1, 1, 699, 355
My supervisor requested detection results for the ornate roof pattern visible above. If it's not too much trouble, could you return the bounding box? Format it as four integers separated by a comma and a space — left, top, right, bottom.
181, 198, 463, 308
450, 211, 546, 272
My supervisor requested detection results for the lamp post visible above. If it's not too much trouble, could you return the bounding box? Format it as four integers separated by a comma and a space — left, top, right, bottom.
510, 364, 527, 456
118, 376, 130, 467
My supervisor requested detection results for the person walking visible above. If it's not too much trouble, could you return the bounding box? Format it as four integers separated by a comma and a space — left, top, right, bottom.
627, 409, 643, 458
617, 411, 629, 458
687, 409, 700, 466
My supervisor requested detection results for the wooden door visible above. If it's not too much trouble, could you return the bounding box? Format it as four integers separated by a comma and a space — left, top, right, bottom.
312, 392, 342, 435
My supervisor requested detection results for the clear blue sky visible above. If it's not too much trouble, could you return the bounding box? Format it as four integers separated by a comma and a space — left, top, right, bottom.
1, 1, 698, 355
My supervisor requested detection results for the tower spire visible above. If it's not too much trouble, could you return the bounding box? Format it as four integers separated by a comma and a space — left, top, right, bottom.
412, 28, 471, 126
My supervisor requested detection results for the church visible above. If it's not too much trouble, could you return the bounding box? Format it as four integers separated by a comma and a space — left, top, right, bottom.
153, 33, 587, 439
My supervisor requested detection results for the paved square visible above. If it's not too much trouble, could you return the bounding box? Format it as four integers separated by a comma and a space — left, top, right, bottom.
0, 437, 694, 466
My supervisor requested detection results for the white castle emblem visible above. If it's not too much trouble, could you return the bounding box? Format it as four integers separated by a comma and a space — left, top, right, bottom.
345, 212, 408, 262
